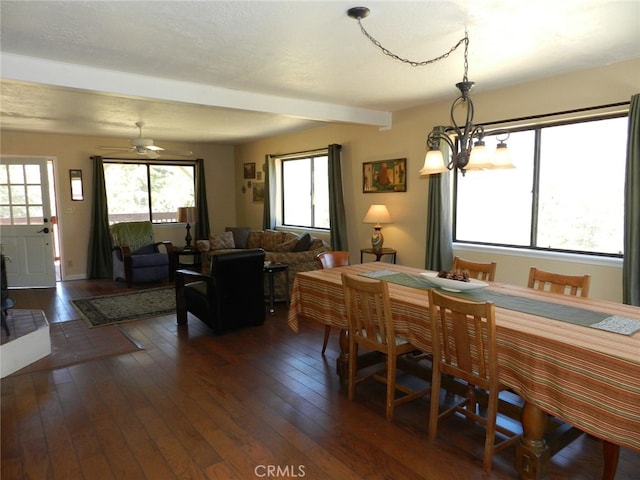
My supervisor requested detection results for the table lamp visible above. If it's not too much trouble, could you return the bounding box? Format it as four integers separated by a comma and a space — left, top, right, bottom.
363, 204, 392, 251
177, 206, 198, 250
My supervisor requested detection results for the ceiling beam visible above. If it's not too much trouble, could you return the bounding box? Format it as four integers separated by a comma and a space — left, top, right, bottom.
2, 53, 392, 128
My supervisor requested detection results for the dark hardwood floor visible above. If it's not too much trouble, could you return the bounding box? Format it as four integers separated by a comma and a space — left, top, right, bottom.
1, 279, 638, 479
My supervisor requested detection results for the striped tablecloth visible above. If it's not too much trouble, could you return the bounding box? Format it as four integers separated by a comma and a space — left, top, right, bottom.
287, 263, 640, 452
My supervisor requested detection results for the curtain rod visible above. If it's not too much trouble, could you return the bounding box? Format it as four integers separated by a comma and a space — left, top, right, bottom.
99, 157, 197, 164
269, 148, 328, 161
481, 101, 630, 128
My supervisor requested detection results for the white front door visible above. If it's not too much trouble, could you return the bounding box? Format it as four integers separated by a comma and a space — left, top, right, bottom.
0, 156, 56, 288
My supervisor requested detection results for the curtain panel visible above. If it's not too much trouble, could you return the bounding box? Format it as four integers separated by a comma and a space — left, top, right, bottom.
195, 159, 211, 240
263, 154, 277, 230
328, 144, 348, 251
87, 156, 113, 279
425, 127, 453, 271
623, 93, 640, 305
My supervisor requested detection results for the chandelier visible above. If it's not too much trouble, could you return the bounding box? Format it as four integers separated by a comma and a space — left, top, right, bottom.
347, 6, 513, 176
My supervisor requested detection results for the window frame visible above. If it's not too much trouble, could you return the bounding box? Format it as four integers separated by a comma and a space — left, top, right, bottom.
103, 158, 196, 225
452, 112, 628, 258
278, 150, 330, 231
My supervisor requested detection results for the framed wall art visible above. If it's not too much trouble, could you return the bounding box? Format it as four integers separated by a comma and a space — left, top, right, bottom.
243, 162, 256, 179
252, 183, 265, 203
362, 158, 406, 193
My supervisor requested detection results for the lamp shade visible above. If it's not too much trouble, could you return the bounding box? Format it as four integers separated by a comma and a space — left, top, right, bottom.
177, 206, 198, 223
363, 204, 392, 225
419, 148, 448, 175
490, 141, 515, 169
466, 141, 494, 171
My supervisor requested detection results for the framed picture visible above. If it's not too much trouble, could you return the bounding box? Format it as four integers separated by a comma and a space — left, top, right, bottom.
362, 158, 407, 193
243, 162, 256, 179
252, 182, 265, 203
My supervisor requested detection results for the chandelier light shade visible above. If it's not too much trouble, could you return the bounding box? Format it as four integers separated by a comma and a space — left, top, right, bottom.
177, 206, 198, 250
363, 204, 392, 251
347, 6, 515, 176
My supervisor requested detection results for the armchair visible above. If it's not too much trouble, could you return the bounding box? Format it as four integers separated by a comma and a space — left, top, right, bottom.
175, 249, 266, 334
110, 221, 175, 287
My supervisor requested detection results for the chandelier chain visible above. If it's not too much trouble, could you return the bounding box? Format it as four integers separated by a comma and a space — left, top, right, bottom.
355, 17, 468, 70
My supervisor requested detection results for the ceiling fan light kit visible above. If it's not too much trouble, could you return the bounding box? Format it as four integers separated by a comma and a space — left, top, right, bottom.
97, 121, 193, 159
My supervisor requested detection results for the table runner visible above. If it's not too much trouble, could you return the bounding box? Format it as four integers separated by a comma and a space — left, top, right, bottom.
362, 271, 640, 335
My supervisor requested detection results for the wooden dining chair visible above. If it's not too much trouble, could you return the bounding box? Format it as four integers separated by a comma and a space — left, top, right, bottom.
527, 267, 591, 298
427, 288, 520, 473
342, 273, 429, 421
452, 256, 497, 281
316, 251, 350, 354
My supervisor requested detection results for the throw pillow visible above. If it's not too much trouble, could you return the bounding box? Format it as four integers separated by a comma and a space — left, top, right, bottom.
274, 238, 298, 252
225, 226, 250, 248
195, 239, 210, 252
209, 231, 235, 250
293, 233, 312, 252
246, 231, 264, 249
262, 229, 286, 251
309, 238, 324, 250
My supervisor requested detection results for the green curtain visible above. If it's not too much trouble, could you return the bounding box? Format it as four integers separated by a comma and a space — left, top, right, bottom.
195, 159, 210, 240
623, 93, 640, 305
425, 127, 453, 271
87, 156, 113, 279
262, 154, 277, 229
328, 144, 348, 250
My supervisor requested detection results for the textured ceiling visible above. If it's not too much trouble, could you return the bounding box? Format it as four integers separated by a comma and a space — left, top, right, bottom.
1, 0, 639, 146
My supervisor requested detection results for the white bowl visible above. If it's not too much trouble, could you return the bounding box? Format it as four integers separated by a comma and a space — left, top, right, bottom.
419, 272, 489, 292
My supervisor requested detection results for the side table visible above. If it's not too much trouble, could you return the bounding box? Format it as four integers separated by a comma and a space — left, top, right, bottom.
360, 247, 397, 263
174, 247, 201, 271
263, 262, 289, 315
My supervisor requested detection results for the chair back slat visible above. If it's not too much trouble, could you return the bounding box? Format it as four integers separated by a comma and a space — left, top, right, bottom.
452, 256, 496, 281
316, 251, 350, 269
527, 267, 591, 298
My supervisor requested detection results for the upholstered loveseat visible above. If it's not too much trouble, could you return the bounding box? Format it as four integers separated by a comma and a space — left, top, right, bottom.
196, 227, 330, 298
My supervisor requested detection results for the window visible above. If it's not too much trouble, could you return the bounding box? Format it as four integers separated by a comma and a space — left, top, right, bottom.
281, 153, 329, 229
455, 115, 627, 256
103, 161, 195, 225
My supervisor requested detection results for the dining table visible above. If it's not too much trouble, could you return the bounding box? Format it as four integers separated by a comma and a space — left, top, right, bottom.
287, 262, 640, 480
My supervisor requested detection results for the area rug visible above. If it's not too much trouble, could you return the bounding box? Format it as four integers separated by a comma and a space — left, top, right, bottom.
10, 320, 143, 376
71, 286, 175, 327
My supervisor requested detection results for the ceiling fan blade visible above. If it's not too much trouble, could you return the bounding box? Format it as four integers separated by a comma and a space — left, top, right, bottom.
160, 149, 193, 157
97, 146, 135, 152
144, 150, 160, 159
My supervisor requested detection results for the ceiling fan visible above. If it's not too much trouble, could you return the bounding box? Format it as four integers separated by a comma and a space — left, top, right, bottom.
97, 121, 193, 159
